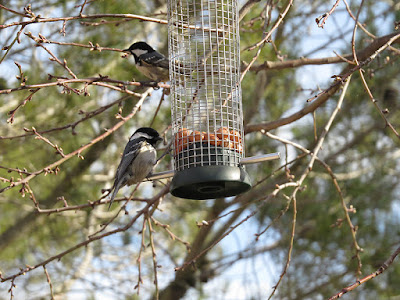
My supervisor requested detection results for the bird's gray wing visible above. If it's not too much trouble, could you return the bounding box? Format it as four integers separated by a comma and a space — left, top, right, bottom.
140, 52, 169, 69
113, 138, 145, 187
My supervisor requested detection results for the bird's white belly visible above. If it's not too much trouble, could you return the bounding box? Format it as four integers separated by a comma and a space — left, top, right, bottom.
127, 145, 157, 185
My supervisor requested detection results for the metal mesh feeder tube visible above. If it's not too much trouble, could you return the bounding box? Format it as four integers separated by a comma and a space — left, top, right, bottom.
168, 0, 251, 200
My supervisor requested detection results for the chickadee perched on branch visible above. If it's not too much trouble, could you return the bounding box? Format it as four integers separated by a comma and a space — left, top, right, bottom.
108, 127, 163, 209
123, 41, 169, 82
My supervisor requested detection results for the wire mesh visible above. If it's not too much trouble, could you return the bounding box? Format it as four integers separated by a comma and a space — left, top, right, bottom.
168, 0, 244, 172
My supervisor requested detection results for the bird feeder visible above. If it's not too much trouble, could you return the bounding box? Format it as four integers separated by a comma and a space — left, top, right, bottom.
166, 0, 278, 199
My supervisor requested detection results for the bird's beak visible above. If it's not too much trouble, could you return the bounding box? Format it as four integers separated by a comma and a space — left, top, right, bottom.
122, 49, 130, 53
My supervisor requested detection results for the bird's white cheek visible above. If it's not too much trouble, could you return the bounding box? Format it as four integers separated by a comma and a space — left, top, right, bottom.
131, 49, 148, 57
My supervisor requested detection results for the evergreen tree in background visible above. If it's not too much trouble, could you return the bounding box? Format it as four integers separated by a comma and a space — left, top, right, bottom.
0, 0, 399, 299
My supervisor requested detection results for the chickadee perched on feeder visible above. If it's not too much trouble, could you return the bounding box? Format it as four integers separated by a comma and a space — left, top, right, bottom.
123, 41, 169, 82
108, 127, 163, 209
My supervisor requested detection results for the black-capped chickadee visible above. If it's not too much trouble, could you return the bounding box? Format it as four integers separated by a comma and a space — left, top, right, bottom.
108, 127, 163, 209
123, 41, 169, 82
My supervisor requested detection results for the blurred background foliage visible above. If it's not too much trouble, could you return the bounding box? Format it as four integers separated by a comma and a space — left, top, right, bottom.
0, 0, 399, 299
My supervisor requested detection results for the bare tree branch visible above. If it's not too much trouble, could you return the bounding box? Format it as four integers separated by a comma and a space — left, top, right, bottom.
0, 88, 153, 194
328, 245, 400, 299
0, 185, 170, 282
245, 32, 400, 134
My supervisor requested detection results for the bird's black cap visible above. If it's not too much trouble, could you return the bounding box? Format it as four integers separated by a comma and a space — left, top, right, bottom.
123, 41, 155, 53
131, 127, 163, 146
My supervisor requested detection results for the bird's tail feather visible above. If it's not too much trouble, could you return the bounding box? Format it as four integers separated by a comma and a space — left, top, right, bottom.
108, 180, 123, 210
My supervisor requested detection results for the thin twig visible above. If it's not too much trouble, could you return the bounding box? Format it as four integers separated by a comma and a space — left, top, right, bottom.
25, 32, 78, 79
247, 0, 293, 51
0, 185, 170, 282
149, 89, 166, 127
147, 216, 159, 300
359, 70, 400, 139
32, 127, 66, 157
0, 166, 31, 175
151, 217, 191, 250
350, 0, 364, 65
78, 0, 89, 15
135, 217, 147, 294
43, 265, 55, 300
328, 245, 400, 299
254, 192, 291, 241
8, 278, 16, 299
349, 2, 400, 140
23, 33, 122, 52
240, 0, 293, 82
0, 4, 28, 17
245, 32, 400, 134
0, 88, 153, 194
248, 31, 400, 73
2, 95, 131, 140
265, 130, 363, 275
0, 76, 168, 95
315, 0, 341, 28
92, 184, 141, 237
0, 13, 168, 29
7, 89, 39, 124
0, 25, 26, 64
267, 76, 352, 299
174, 181, 299, 272
24, 182, 39, 209
36, 196, 145, 214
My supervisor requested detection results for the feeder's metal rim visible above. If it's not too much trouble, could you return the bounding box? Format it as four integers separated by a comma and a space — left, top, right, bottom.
240, 152, 280, 165
146, 152, 280, 181
147, 170, 175, 181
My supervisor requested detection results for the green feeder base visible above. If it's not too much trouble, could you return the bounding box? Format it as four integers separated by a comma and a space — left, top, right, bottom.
170, 165, 252, 200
